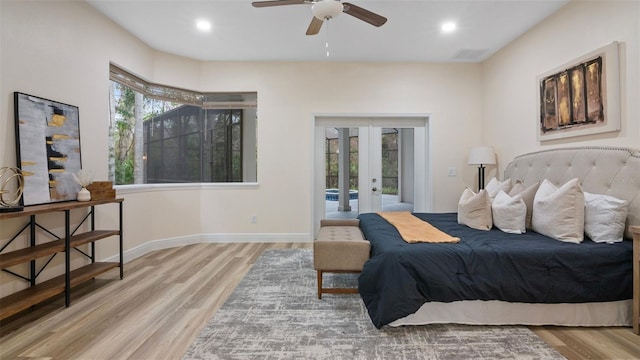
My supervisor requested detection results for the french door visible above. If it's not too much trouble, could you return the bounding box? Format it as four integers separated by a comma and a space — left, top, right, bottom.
313, 115, 431, 235
358, 121, 426, 214
357, 125, 384, 212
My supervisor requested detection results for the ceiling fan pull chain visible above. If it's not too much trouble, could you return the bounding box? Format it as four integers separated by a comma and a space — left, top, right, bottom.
325, 20, 330, 57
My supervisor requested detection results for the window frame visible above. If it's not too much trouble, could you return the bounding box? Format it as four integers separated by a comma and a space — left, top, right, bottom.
109, 63, 257, 186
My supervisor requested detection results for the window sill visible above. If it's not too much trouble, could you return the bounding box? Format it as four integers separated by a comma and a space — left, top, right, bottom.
115, 182, 259, 195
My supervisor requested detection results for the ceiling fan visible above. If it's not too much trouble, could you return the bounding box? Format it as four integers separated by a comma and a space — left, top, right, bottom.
252, 0, 388, 35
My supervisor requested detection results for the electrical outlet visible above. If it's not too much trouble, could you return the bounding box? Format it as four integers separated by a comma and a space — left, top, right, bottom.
448, 167, 457, 177
250, 215, 257, 224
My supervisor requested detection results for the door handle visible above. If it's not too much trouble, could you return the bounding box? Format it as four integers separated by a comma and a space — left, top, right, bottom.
372, 187, 377, 192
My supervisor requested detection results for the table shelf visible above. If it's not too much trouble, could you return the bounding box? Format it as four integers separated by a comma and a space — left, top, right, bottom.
0, 262, 119, 320
0, 199, 124, 321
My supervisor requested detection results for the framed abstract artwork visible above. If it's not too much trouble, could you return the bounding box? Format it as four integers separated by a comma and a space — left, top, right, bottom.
14, 92, 82, 205
537, 41, 621, 142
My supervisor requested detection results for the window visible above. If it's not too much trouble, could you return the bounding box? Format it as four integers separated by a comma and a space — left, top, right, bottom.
109, 64, 257, 185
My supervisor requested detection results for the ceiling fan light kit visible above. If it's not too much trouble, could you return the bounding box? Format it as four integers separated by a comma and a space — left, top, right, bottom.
312, 0, 343, 20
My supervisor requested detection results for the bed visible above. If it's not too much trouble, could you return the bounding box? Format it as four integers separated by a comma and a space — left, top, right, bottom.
357, 146, 640, 329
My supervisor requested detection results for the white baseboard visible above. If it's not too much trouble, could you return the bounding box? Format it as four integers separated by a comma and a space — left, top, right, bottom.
103, 233, 312, 263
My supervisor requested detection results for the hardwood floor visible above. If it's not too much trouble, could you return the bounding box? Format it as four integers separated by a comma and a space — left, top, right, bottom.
1, 242, 639, 359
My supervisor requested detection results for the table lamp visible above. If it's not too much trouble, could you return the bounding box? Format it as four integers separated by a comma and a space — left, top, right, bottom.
468, 146, 496, 191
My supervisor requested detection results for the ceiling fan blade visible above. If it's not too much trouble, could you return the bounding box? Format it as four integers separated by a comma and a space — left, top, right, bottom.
342, 2, 387, 27
306, 16, 323, 35
252, 0, 307, 8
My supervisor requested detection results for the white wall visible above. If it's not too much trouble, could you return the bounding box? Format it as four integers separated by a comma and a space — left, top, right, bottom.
3, 0, 637, 297
0, 1, 155, 294
196, 61, 483, 229
0, 1, 483, 293
483, 0, 640, 175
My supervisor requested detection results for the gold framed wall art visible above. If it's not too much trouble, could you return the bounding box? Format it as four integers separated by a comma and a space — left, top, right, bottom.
537, 41, 621, 142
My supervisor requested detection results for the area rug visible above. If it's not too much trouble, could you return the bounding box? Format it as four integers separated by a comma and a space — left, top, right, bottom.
183, 249, 565, 360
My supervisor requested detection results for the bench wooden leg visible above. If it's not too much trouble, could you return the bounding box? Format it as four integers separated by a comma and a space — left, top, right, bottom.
317, 270, 360, 300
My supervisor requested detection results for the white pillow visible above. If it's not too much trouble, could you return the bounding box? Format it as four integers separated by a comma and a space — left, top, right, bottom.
457, 188, 492, 231
532, 178, 585, 244
485, 177, 511, 201
508, 180, 540, 229
584, 192, 629, 243
492, 190, 526, 234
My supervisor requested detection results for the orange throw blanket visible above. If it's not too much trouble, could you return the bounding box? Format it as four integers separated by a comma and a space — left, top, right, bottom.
377, 211, 460, 243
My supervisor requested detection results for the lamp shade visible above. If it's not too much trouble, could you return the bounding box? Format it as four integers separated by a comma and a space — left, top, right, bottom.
468, 146, 496, 165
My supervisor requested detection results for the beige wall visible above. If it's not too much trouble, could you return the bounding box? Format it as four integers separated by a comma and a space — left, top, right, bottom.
195, 61, 483, 230
0, 1, 155, 294
483, 0, 640, 174
0, 1, 483, 294
2, 0, 637, 294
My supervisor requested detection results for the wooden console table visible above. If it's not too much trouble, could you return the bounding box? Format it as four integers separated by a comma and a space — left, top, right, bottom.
632, 226, 639, 335
0, 198, 123, 320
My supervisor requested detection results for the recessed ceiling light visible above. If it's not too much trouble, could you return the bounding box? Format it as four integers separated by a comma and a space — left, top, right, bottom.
441, 21, 457, 34
196, 19, 212, 32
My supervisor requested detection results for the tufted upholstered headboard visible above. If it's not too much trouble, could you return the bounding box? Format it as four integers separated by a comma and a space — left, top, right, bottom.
504, 146, 640, 239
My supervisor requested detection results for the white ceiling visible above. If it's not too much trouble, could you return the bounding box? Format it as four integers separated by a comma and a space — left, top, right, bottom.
87, 0, 569, 63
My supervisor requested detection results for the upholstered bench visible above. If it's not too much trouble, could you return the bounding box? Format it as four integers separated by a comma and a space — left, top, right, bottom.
313, 219, 370, 299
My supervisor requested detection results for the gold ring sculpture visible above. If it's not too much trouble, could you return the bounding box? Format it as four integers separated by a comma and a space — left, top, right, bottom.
0, 167, 24, 210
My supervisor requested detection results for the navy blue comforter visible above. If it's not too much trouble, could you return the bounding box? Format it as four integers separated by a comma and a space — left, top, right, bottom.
357, 212, 633, 328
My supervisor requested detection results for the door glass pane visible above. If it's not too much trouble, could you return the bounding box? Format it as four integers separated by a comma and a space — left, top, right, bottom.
325, 127, 359, 219
381, 128, 413, 212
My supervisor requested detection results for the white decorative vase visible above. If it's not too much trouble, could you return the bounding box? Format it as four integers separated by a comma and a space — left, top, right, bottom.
77, 187, 91, 202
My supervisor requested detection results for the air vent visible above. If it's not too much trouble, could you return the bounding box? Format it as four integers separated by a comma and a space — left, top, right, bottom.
451, 49, 488, 62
